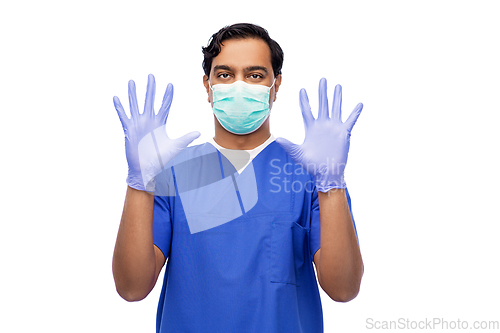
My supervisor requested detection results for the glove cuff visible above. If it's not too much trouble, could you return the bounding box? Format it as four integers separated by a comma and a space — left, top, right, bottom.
126, 174, 156, 192
315, 173, 346, 192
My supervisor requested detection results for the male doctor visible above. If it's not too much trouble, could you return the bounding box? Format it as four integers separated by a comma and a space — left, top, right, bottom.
112, 23, 364, 332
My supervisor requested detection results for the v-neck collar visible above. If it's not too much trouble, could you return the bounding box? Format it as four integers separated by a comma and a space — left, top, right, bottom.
208, 135, 276, 174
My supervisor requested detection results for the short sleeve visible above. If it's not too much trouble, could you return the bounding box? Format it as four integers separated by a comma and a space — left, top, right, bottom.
153, 195, 172, 260
309, 187, 358, 262
309, 188, 321, 262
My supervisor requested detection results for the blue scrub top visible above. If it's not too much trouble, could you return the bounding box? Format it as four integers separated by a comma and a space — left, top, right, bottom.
152, 141, 355, 332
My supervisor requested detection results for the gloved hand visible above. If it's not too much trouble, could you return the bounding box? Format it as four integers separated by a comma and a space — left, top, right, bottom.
276, 78, 363, 192
113, 74, 200, 192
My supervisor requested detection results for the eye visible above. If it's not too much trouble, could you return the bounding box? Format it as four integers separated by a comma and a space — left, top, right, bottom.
217, 73, 231, 79
249, 73, 263, 79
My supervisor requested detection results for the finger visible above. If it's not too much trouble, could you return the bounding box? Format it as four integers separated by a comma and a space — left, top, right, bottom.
345, 103, 363, 132
113, 96, 130, 128
275, 137, 303, 162
332, 84, 342, 121
174, 131, 201, 149
128, 80, 139, 120
144, 74, 156, 117
158, 83, 174, 125
318, 78, 329, 120
299, 88, 314, 128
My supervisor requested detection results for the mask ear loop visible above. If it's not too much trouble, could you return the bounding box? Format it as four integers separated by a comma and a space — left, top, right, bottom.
207, 78, 214, 104
268, 77, 278, 102
269, 77, 276, 90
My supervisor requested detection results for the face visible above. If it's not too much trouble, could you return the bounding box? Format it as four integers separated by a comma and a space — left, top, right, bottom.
203, 38, 282, 109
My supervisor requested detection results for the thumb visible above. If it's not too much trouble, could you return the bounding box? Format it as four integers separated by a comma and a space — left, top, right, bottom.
275, 137, 303, 161
345, 103, 363, 132
174, 131, 201, 149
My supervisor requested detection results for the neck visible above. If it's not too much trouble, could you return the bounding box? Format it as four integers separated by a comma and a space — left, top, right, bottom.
213, 116, 271, 150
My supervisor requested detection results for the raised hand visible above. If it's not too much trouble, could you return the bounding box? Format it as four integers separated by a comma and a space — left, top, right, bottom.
113, 74, 200, 191
276, 78, 363, 192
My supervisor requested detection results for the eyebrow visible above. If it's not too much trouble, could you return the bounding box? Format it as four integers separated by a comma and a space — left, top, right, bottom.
213, 65, 232, 72
213, 65, 268, 74
245, 66, 268, 73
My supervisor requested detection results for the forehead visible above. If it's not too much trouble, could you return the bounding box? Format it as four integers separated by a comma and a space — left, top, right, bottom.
211, 38, 272, 71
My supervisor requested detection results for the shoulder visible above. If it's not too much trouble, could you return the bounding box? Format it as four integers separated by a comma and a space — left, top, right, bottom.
262, 141, 315, 179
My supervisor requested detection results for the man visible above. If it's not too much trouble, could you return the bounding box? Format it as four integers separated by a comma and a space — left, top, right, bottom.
112, 23, 363, 332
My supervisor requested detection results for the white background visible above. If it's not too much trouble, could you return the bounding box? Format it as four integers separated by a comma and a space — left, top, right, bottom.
1, 0, 499, 332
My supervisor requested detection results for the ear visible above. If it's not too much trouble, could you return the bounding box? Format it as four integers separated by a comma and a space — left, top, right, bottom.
273, 74, 282, 102
203, 75, 212, 104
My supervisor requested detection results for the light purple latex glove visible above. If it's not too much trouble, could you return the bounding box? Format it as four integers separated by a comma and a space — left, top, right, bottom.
276, 78, 363, 192
113, 74, 200, 192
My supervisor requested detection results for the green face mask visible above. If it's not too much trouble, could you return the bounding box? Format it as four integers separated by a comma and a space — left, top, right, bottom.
210, 80, 275, 135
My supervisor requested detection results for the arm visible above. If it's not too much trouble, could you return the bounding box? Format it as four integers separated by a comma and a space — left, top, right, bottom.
314, 189, 363, 302
111, 74, 199, 301
112, 186, 165, 302
276, 78, 364, 302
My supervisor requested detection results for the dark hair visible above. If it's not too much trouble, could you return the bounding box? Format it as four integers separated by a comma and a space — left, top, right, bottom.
202, 23, 284, 78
